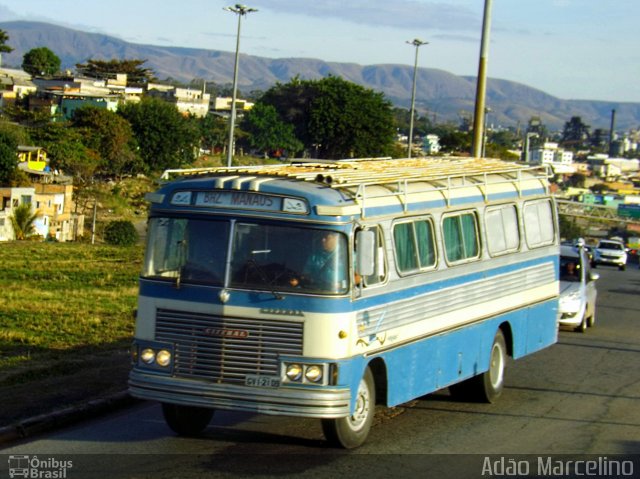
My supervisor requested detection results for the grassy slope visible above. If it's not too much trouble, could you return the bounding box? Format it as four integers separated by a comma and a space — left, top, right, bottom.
0, 242, 142, 425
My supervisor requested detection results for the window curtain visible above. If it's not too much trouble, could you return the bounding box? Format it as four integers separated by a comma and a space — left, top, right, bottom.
394, 222, 417, 271
415, 220, 435, 267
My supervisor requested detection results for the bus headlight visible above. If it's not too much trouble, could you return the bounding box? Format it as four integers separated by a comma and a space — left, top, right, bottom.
140, 348, 156, 364
156, 350, 172, 367
305, 365, 323, 383
135, 342, 173, 370
285, 363, 303, 381
283, 362, 331, 385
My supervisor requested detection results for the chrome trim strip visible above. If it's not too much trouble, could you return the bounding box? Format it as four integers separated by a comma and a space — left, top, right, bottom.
129, 370, 351, 418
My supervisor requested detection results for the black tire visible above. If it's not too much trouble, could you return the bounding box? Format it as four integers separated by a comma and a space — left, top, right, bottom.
575, 313, 588, 333
321, 367, 375, 449
162, 403, 214, 436
587, 306, 596, 328
619, 264, 626, 271
450, 330, 507, 404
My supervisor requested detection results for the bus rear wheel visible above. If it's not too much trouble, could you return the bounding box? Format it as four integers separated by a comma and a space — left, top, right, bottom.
162, 403, 214, 436
450, 330, 507, 403
321, 366, 375, 449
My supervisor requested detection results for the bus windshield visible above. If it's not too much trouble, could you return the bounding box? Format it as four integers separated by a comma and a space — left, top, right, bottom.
142, 217, 229, 285
230, 223, 349, 295
142, 218, 349, 295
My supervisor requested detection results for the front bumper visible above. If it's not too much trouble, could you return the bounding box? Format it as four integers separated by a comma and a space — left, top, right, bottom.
558, 310, 583, 327
595, 255, 626, 266
129, 369, 352, 418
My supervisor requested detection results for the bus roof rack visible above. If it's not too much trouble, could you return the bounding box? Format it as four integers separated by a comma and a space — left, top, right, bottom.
160, 157, 551, 212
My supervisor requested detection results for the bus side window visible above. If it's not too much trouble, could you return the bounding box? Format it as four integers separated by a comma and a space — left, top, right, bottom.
485, 204, 520, 256
523, 200, 555, 248
442, 212, 480, 264
358, 226, 386, 287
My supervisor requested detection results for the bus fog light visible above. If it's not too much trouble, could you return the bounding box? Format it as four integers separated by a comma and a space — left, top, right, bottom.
305, 365, 323, 383
286, 364, 303, 381
156, 350, 172, 367
140, 348, 155, 364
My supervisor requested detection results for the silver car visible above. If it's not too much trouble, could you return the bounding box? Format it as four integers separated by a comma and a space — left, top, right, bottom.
592, 239, 628, 271
558, 244, 599, 332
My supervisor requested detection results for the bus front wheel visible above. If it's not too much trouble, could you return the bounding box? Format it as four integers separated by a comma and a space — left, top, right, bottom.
321, 367, 375, 449
162, 403, 214, 436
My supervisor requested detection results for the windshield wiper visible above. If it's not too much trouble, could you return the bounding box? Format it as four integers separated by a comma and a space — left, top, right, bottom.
246, 258, 284, 300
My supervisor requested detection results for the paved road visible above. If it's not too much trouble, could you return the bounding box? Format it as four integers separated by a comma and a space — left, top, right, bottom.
2, 265, 639, 478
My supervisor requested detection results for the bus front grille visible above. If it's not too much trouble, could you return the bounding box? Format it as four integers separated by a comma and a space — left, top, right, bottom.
155, 308, 304, 384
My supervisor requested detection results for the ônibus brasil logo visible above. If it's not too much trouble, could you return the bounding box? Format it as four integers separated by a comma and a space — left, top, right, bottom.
8, 455, 73, 478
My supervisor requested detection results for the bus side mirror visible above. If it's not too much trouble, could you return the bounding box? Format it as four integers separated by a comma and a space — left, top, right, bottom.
356, 230, 375, 278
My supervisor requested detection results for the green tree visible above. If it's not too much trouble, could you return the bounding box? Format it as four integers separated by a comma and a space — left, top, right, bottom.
72, 106, 141, 178
260, 76, 395, 159
10, 203, 39, 240
392, 108, 432, 137
558, 215, 585, 241
104, 220, 138, 246
75, 59, 156, 85
433, 123, 472, 154
0, 29, 13, 66
241, 103, 302, 157
29, 122, 100, 184
118, 97, 200, 172
566, 173, 587, 189
22, 47, 61, 76
199, 114, 228, 154
0, 123, 23, 185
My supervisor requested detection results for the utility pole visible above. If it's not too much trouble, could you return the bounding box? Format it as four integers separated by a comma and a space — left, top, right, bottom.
471, 0, 493, 158
406, 39, 428, 158
91, 200, 97, 245
224, 4, 257, 167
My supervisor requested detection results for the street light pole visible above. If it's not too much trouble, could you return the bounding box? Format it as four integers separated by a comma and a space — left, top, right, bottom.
406, 39, 428, 159
471, 0, 493, 158
482, 106, 491, 157
224, 4, 257, 167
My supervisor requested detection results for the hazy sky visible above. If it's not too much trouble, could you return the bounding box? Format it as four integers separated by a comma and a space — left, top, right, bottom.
1, 0, 639, 102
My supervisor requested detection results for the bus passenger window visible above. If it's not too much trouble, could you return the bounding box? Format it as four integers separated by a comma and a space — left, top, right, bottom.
523, 200, 555, 248
393, 219, 436, 274
443, 212, 479, 263
486, 205, 520, 256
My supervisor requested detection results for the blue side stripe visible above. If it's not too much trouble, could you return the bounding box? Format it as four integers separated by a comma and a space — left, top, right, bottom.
139, 254, 557, 314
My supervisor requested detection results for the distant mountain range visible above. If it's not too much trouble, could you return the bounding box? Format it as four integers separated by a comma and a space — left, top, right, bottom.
2, 20, 640, 131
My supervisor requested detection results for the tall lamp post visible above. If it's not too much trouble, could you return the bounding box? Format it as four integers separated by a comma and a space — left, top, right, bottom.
224, 4, 257, 167
481, 106, 491, 157
406, 39, 428, 158
471, 0, 493, 158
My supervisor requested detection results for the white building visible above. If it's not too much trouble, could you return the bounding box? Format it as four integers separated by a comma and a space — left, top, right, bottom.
0, 187, 35, 241
422, 134, 441, 155
530, 142, 575, 174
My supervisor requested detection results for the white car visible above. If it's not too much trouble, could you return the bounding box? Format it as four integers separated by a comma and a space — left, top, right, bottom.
558, 245, 599, 332
592, 239, 628, 271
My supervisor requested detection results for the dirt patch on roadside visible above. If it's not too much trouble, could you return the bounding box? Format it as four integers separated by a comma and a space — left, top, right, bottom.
0, 349, 131, 427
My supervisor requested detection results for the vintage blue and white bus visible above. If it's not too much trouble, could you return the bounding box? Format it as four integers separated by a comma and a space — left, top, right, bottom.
129, 157, 559, 448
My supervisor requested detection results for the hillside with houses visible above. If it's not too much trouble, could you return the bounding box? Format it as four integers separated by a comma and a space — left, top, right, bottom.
0, 34, 639, 245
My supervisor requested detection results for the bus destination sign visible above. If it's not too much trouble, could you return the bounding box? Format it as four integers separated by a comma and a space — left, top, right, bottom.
192, 191, 308, 214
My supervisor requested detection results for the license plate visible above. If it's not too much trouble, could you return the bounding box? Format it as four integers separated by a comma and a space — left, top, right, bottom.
245, 375, 281, 388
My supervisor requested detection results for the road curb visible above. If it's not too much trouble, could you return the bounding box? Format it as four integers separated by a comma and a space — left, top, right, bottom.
0, 391, 139, 446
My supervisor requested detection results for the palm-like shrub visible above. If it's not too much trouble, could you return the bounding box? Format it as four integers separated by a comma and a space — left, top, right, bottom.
10, 203, 38, 240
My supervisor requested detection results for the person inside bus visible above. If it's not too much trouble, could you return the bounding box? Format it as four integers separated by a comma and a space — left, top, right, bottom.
297, 231, 348, 293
